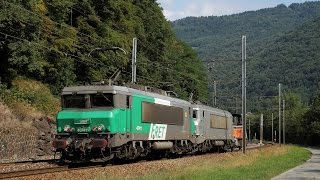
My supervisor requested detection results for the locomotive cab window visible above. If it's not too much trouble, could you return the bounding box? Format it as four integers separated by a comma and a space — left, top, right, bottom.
91, 93, 113, 108
63, 94, 86, 108
62, 93, 114, 109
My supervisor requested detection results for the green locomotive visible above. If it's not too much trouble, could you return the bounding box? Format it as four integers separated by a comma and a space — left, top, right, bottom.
53, 83, 238, 162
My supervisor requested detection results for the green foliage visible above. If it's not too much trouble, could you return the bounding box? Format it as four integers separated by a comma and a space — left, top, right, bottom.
0, 78, 60, 117
0, 0, 208, 101
247, 92, 308, 144
302, 94, 320, 145
173, 2, 320, 110
173, 2, 320, 145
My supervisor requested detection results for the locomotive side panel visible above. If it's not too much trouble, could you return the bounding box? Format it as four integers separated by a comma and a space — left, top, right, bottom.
130, 93, 192, 141
204, 110, 229, 140
193, 105, 234, 142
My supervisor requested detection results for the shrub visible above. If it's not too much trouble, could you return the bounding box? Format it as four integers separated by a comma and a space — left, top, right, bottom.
0, 78, 60, 123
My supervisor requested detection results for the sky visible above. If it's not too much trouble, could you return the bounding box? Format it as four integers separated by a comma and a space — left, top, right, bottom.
157, 0, 320, 21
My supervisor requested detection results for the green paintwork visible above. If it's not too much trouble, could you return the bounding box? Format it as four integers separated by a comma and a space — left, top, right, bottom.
190, 117, 196, 135
56, 108, 128, 134
56, 93, 157, 135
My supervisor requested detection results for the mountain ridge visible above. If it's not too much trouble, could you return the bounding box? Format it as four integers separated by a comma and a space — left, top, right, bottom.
173, 1, 320, 111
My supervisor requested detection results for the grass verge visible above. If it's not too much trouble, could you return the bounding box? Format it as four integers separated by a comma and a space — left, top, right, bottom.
178, 146, 310, 180
100, 145, 310, 180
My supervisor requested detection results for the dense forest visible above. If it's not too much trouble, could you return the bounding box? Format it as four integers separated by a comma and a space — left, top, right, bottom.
0, 0, 208, 102
173, 2, 320, 110
173, 2, 320, 145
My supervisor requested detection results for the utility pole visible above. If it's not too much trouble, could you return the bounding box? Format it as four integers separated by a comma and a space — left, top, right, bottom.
260, 114, 263, 145
131, 38, 137, 83
283, 100, 285, 144
248, 117, 251, 143
214, 81, 217, 107
242, 36, 247, 154
278, 83, 281, 146
272, 113, 274, 144
235, 98, 238, 114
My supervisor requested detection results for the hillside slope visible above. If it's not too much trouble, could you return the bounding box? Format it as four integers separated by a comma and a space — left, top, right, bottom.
0, 0, 208, 101
250, 16, 320, 102
173, 2, 320, 110
173, 2, 320, 59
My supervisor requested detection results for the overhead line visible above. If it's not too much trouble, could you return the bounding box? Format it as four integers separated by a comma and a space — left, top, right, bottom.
136, 54, 208, 85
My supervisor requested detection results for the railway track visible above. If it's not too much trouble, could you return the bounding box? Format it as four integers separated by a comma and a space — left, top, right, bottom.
0, 163, 106, 179
0, 143, 272, 179
0, 166, 67, 179
0, 159, 55, 167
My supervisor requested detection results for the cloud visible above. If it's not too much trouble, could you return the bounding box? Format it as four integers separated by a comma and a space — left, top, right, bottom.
157, 0, 320, 21
160, 0, 240, 20
158, 0, 175, 7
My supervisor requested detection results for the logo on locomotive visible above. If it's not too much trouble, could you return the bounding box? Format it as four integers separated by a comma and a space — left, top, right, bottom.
148, 124, 167, 140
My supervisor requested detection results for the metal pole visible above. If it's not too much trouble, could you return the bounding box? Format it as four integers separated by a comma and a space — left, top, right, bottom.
279, 83, 281, 146
242, 36, 246, 154
131, 38, 137, 83
236, 98, 238, 114
283, 100, 285, 144
214, 81, 217, 107
272, 113, 274, 144
249, 117, 250, 143
260, 114, 263, 145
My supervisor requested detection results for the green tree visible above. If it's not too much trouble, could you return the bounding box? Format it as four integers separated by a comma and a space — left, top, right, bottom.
302, 94, 320, 145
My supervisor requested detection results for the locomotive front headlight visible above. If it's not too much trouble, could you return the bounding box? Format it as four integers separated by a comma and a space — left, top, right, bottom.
93, 124, 105, 132
63, 125, 74, 132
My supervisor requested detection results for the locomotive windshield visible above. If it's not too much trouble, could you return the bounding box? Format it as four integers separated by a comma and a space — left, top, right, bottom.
62, 93, 114, 109
63, 94, 86, 108
91, 93, 113, 108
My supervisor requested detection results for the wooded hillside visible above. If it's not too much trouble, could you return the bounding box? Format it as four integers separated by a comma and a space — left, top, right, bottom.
173, 2, 320, 111
173, 2, 320, 145
0, 0, 208, 102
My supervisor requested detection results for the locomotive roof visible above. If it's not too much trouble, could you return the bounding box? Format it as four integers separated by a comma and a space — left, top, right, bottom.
61, 85, 191, 106
193, 104, 232, 116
